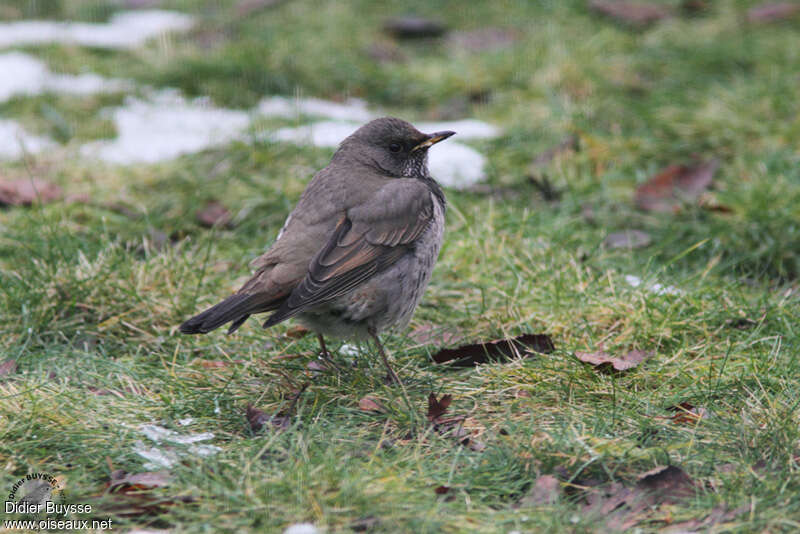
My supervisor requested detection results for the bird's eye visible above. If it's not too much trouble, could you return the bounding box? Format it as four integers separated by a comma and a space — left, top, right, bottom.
389, 142, 402, 153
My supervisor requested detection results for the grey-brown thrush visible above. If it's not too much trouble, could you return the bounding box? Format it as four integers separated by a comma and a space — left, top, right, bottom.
180, 117, 455, 383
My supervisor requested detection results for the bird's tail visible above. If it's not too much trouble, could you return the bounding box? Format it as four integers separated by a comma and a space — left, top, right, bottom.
179, 293, 272, 335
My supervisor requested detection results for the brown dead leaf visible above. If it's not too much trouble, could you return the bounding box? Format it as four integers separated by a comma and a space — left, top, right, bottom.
283, 325, 311, 339
109, 470, 171, 490
0, 359, 17, 377
519, 475, 560, 507
195, 359, 245, 369
662, 505, 748, 533
197, 200, 232, 228
666, 402, 708, 424
358, 396, 385, 413
427, 393, 453, 421
603, 230, 651, 249
0, 178, 63, 206
431, 333, 554, 367
246, 404, 290, 432
635, 160, 718, 212
747, 2, 800, 23
575, 349, 652, 371
584, 465, 696, 530
434, 485, 450, 495
247, 383, 308, 432
588, 0, 673, 27
383, 16, 447, 39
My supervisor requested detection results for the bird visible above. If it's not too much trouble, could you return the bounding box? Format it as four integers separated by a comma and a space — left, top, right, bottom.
180, 117, 455, 383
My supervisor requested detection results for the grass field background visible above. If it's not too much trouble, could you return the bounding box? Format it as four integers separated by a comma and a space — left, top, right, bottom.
1, 0, 799, 532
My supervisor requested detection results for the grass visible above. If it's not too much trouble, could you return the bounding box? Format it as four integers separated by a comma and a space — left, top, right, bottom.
1, 0, 800, 532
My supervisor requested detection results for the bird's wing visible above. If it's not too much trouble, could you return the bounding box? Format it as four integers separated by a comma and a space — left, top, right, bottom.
262, 179, 435, 327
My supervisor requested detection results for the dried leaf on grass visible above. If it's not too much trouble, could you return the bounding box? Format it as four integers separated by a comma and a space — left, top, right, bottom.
635, 160, 718, 212
427, 393, 452, 421
109, 470, 172, 490
575, 349, 652, 371
666, 402, 708, 424
358, 396, 385, 413
662, 505, 748, 533
588, 0, 673, 27
604, 230, 651, 249
0, 359, 17, 377
434, 485, 450, 495
197, 200, 232, 228
518, 475, 560, 507
432, 333, 554, 367
195, 359, 245, 369
747, 2, 800, 23
246, 383, 308, 432
427, 393, 487, 452
0, 178, 63, 206
103, 469, 191, 517
284, 325, 311, 339
585, 465, 695, 530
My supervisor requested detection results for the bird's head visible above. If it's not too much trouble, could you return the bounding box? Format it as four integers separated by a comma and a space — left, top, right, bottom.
336, 117, 455, 179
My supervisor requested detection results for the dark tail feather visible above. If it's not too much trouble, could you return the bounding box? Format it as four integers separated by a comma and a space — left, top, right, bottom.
180, 293, 264, 335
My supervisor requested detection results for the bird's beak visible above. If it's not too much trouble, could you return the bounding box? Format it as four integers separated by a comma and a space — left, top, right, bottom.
412, 130, 456, 152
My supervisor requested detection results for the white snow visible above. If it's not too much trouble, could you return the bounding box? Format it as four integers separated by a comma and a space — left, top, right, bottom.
140, 423, 215, 444
81, 90, 251, 164
134, 423, 220, 469
283, 524, 320, 534
271, 120, 358, 148
624, 274, 683, 296
0, 10, 194, 49
0, 119, 54, 159
0, 52, 128, 103
132, 441, 180, 469
428, 141, 489, 189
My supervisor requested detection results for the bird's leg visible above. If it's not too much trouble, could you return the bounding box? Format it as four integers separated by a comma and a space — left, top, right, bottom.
369, 328, 402, 385
317, 333, 341, 372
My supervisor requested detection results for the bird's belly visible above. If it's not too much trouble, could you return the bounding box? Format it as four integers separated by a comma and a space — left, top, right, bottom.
298, 195, 445, 339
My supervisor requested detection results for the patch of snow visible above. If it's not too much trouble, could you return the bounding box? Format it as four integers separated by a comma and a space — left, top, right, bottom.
140, 423, 214, 444
189, 444, 223, 456
0, 52, 128, 103
0, 119, 54, 159
624, 274, 682, 296
428, 141, 488, 189
270, 120, 357, 148
339, 343, 359, 356
132, 441, 179, 469
284, 524, 320, 534
135, 424, 220, 468
81, 90, 251, 164
258, 96, 373, 122
0, 10, 194, 49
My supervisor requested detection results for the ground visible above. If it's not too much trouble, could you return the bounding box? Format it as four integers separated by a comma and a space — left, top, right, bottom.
1, 0, 799, 533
